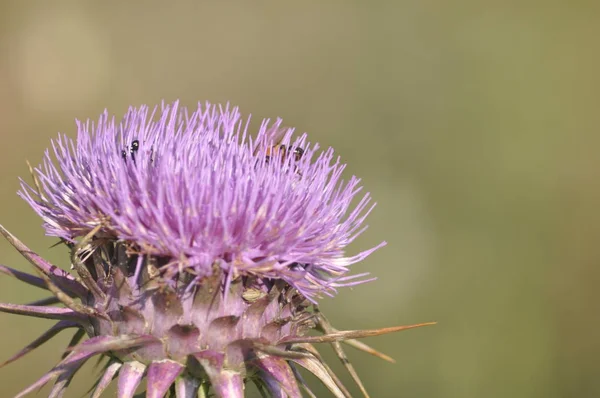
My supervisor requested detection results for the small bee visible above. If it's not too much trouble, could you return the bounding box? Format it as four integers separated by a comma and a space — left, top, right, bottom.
257, 126, 305, 172
265, 144, 304, 165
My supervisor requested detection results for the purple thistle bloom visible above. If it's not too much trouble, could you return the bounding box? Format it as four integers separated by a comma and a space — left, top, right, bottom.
0, 101, 433, 397
21, 101, 380, 300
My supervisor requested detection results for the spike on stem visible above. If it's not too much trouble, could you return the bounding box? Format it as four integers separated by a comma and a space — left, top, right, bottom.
281, 322, 437, 345
0, 224, 87, 296
0, 321, 78, 368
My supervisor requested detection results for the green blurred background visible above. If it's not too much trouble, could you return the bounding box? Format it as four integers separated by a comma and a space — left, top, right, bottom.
0, 1, 598, 397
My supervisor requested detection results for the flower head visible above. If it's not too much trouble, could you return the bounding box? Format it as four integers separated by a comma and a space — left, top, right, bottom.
0, 101, 433, 397
21, 101, 382, 300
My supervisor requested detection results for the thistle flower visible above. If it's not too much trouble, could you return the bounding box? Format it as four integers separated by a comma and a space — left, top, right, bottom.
0, 101, 433, 397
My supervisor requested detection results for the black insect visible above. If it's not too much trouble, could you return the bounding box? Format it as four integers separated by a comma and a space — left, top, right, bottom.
291, 146, 304, 162
121, 139, 140, 163
130, 140, 140, 162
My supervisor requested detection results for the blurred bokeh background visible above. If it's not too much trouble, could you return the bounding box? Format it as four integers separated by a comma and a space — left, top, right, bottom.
0, 1, 598, 397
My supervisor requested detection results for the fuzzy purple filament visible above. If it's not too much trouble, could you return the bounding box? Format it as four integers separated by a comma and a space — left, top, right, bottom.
19, 101, 384, 300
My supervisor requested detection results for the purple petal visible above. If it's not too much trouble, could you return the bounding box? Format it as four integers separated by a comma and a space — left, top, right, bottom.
289, 355, 348, 398
26, 296, 61, 306
62, 335, 124, 364
18, 102, 384, 299
14, 369, 66, 398
61, 329, 86, 359
76, 335, 159, 357
117, 361, 146, 398
194, 352, 243, 398
0, 264, 47, 290
207, 315, 240, 352
0, 320, 78, 368
146, 360, 184, 398
0, 303, 87, 322
91, 361, 122, 398
192, 350, 224, 371
174, 375, 200, 398
31, 254, 107, 319
49, 362, 82, 398
206, 370, 244, 398
280, 322, 436, 345
289, 363, 318, 398
0, 224, 87, 296
252, 356, 302, 398
13, 336, 109, 398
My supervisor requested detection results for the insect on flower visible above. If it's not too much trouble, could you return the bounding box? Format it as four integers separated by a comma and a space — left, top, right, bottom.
0, 101, 435, 398
130, 139, 140, 160
265, 144, 305, 164
121, 139, 140, 162
255, 124, 306, 178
